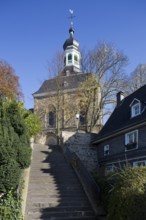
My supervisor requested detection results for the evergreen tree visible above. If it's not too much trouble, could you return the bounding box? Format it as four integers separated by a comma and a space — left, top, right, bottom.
0, 98, 32, 192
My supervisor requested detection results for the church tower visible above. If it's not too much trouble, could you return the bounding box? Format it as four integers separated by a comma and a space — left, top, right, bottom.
62, 11, 81, 75
33, 10, 102, 146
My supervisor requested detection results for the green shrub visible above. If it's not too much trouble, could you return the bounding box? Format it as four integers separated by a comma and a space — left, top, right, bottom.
12, 132, 32, 169
0, 158, 21, 192
0, 190, 23, 220
6, 100, 25, 136
0, 146, 16, 165
0, 103, 15, 147
16, 144, 32, 169
108, 166, 146, 220
24, 111, 42, 137
3, 100, 32, 170
93, 172, 114, 213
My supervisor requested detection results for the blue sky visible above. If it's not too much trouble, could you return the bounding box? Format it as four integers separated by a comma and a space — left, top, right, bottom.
0, 0, 146, 109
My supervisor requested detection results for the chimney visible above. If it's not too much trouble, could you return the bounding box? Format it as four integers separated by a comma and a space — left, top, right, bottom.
117, 91, 124, 106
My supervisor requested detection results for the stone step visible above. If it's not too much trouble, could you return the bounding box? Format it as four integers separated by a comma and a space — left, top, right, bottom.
28, 186, 83, 191
28, 182, 82, 187
25, 144, 96, 220
28, 179, 80, 184
26, 201, 91, 208
26, 206, 93, 213
27, 196, 89, 204
25, 216, 97, 220
28, 191, 86, 197
25, 210, 96, 220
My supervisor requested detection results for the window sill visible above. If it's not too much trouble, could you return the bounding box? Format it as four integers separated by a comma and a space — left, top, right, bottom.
125, 143, 138, 151
131, 113, 141, 118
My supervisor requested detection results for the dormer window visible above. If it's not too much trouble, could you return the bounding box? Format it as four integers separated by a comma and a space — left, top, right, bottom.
132, 103, 140, 117
130, 99, 141, 118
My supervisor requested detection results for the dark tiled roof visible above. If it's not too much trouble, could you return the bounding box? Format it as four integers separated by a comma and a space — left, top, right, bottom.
63, 34, 79, 51
33, 73, 90, 95
95, 85, 146, 141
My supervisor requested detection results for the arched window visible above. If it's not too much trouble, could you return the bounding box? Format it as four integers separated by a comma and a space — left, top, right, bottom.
48, 105, 56, 128
68, 54, 72, 63
49, 111, 56, 127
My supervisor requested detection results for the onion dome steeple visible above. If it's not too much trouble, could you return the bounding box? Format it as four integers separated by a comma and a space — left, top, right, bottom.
63, 10, 81, 75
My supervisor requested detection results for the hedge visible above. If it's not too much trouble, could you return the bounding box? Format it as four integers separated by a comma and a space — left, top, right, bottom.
108, 166, 146, 220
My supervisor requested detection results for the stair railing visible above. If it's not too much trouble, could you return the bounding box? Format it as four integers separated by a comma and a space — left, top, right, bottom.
64, 147, 102, 216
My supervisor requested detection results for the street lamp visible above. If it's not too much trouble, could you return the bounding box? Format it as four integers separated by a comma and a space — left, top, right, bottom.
75, 113, 80, 131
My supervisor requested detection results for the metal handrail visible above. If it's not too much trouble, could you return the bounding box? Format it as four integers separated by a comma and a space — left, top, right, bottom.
64, 147, 100, 214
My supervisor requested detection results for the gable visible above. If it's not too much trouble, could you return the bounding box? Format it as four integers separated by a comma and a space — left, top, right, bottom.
130, 98, 140, 106
94, 85, 146, 142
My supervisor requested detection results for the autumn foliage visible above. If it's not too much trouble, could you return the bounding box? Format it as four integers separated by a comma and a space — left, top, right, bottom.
0, 60, 22, 99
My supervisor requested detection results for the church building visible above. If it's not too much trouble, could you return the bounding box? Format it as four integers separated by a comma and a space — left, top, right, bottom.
33, 19, 102, 145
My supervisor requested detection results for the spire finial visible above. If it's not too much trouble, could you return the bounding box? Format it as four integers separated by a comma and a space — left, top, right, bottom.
69, 9, 75, 28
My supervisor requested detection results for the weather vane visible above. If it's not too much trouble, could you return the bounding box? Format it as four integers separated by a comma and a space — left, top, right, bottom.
68, 9, 75, 28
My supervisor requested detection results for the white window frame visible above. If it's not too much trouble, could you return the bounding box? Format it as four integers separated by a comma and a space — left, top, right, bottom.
125, 130, 138, 151
68, 54, 72, 64
105, 165, 114, 175
104, 145, 109, 156
133, 160, 146, 167
131, 102, 141, 118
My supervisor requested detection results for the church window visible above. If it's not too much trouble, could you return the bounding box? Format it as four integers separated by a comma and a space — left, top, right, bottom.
48, 105, 56, 128
49, 112, 56, 127
74, 55, 79, 64
68, 54, 72, 63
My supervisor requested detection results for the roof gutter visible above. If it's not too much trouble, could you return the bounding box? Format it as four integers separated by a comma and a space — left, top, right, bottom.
93, 120, 146, 144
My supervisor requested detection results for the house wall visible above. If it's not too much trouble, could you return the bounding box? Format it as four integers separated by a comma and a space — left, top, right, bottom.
139, 126, 146, 147
97, 135, 124, 159
96, 125, 146, 174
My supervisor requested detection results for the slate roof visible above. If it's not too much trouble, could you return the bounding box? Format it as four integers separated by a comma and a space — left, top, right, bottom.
94, 85, 146, 143
33, 73, 90, 96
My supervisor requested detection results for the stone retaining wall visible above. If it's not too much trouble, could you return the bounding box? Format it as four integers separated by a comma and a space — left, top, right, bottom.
62, 131, 98, 172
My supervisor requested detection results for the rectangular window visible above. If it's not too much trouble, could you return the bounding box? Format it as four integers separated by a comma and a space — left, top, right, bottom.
131, 103, 140, 117
105, 165, 114, 175
125, 130, 138, 151
133, 160, 146, 167
104, 145, 109, 156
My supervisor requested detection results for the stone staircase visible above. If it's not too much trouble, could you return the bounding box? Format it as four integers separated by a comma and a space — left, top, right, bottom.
24, 144, 97, 220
